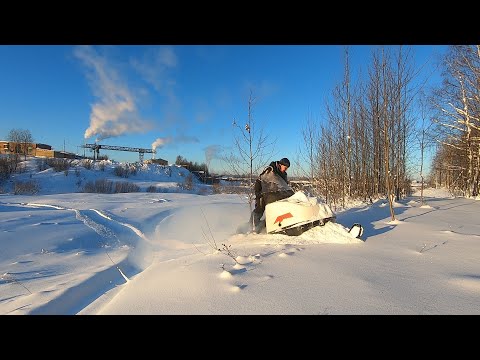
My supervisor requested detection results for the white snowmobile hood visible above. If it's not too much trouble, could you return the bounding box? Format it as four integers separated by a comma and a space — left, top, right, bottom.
265, 191, 335, 234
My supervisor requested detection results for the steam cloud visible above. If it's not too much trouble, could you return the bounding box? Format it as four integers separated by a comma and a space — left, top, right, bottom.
204, 144, 222, 164
74, 46, 153, 141
151, 137, 173, 150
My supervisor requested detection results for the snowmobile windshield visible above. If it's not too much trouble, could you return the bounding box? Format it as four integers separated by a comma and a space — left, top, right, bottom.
260, 170, 292, 194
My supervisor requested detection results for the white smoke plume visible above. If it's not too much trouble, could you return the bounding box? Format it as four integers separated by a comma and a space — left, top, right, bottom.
74, 46, 154, 141
151, 137, 173, 151
204, 144, 222, 165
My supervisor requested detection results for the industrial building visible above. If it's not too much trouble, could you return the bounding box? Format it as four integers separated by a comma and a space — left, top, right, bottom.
1, 140, 168, 163
0, 141, 53, 157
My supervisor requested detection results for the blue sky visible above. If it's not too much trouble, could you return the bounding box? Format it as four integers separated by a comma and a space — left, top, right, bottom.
0, 45, 447, 175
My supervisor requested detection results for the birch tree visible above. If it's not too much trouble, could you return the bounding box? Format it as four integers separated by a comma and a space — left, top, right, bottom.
223, 89, 276, 230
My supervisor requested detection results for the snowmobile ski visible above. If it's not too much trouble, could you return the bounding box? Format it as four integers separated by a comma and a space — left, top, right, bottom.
348, 223, 364, 239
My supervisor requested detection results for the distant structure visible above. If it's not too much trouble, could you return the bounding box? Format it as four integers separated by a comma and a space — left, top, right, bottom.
0, 140, 168, 163
145, 158, 168, 166
81, 143, 164, 163
0, 141, 80, 159
1, 140, 55, 158
1, 141, 52, 156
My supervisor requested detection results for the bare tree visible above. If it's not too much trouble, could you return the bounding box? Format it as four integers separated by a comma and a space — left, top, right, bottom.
6, 128, 34, 171
223, 89, 276, 231
379, 47, 396, 220
324, 47, 354, 204
416, 91, 434, 205
7, 128, 34, 161
298, 112, 321, 195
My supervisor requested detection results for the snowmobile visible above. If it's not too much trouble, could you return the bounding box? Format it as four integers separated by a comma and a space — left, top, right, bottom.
264, 191, 364, 238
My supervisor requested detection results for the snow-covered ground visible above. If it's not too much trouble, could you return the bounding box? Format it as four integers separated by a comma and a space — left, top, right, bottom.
1, 158, 480, 314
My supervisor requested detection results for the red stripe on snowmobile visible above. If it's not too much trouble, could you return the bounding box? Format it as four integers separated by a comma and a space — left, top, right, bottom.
274, 212, 293, 224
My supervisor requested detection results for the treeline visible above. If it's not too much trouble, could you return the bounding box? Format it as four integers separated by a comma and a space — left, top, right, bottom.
174, 155, 210, 176
293, 45, 480, 218
298, 46, 417, 216
429, 45, 480, 198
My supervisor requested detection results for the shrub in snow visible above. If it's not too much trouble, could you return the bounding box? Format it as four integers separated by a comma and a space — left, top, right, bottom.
14, 180, 40, 195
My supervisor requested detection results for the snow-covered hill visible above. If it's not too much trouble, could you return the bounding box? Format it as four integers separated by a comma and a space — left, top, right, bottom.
1, 158, 207, 195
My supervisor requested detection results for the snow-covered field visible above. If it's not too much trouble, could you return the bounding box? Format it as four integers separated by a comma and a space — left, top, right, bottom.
1, 159, 479, 314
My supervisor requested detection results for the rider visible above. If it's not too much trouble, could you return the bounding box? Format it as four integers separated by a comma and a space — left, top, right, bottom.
250, 157, 294, 233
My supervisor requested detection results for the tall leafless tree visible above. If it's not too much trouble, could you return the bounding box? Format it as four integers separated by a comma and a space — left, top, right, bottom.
298, 112, 321, 196
223, 89, 276, 231
416, 91, 435, 205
